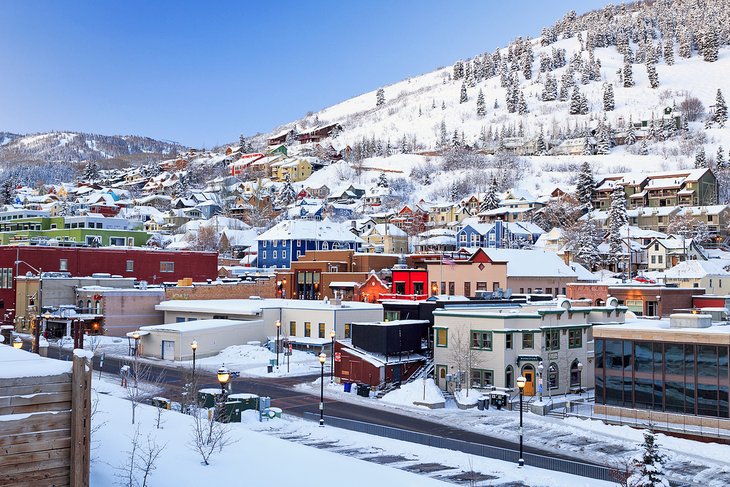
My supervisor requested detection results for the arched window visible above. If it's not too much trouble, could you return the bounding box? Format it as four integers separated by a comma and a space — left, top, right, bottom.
332, 242, 341, 250
86, 300, 92, 312
78, 300, 83, 310
570, 359, 583, 388
548, 362, 559, 390
322, 242, 329, 250
95, 300, 102, 314
505, 365, 514, 389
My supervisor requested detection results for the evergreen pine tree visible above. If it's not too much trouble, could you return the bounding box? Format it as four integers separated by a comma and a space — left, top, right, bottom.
628, 432, 668, 487
703, 30, 719, 62
377, 172, 389, 188
574, 218, 602, 271
376, 88, 385, 107
442, 100, 446, 110
695, 147, 707, 168
596, 125, 610, 155
663, 38, 675, 65
451, 129, 461, 150
583, 137, 593, 155
535, 129, 547, 155
646, 60, 659, 89
239, 134, 246, 148
439, 120, 449, 148
83, 160, 100, 182
603, 84, 615, 111
570, 87, 582, 115
626, 117, 637, 145
453, 60, 464, 80
476, 89, 486, 117
518, 90, 528, 115
580, 93, 589, 115
480, 177, 500, 212
623, 55, 634, 87
459, 83, 468, 104
639, 139, 649, 155
607, 186, 628, 268
679, 30, 692, 58
576, 161, 595, 208
493, 98, 499, 109
0, 179, 15, 205
717, 146, 726, 170
542, 73, 557, 101
715, 89, 728, 127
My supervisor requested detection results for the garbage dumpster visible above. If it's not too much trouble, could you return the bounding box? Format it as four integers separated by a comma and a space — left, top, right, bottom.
198, 388, 224, 408
357, 384, 370, 397
223, 401, 243, 423
343, 382, 352, 393
228, 393, 260, 411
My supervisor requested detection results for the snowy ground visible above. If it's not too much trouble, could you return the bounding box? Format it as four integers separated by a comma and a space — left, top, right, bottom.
297, 379, 730, 486
91, 376, 611, 487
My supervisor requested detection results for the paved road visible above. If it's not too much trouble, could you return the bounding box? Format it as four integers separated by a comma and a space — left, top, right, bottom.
43, 345, 596, 465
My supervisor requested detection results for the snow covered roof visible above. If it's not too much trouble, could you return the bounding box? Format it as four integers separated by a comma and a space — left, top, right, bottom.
569, 262, 599, 282
155, 298, 382, 315
257, 218, 363, 243
475, 248, 577, 278
140, 319, 254, 333
679, 205, 728, 216
663, 260, 730, 279
362, 224, 407, 238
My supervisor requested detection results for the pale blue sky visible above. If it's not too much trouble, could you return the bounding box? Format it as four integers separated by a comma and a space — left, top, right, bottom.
0, 1, 608, 147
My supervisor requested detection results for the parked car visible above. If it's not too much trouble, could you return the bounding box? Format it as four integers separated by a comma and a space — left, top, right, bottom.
633, 276, 656, 284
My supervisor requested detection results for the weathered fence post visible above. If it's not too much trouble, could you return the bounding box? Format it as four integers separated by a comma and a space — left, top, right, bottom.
70, 351, 92, 487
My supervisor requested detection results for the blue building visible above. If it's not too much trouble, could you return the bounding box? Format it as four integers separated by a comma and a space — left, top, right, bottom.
256, 218, 363, 268
456, 220, 544, 249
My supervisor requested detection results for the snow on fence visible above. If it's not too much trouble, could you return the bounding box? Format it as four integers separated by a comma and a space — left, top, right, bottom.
0, 351, 92, 487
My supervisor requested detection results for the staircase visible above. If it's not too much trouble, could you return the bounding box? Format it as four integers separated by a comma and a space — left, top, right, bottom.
408, 360, 434, 382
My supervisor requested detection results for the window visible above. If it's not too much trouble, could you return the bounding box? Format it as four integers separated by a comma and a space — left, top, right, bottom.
282, 250, 287, 259
322, 242, 329, 250
471, 331, 493, 350
384, 310, 399, 321
545, 329, 560, 350
59, 259, 68, 271
176, 317, 185, 323
304, 322, 311, 337
213, 315, 229, 320
448, 282, 455, 295
344, 323, 351, 338
471, 369, 494, 388
127, 237, 135, 246
505, 333, 513, 350
430, 281, 437, 295
464, 282, 471, 297
273, 250, 278, 259
548, 363, 559, 390
435, 328, 448, 347
395, 282, 406, 295
160, 262, 174, 273
110, 237, 125, 246
95, 301, 102, 314
262, 250, 267, 259
289, 321, 296, 336
492, 282, 500, 291
318, 322, 325, 338
440, 282, 446, 294
522, 332, 534, 349
568, 328, 583, 348
651, 255, 656, 264
476, 282, 487, 291
126, 260, 134, 272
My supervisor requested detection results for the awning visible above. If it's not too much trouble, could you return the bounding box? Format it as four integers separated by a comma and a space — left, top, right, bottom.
516, 355, 543, 364
329, 281, 357, 288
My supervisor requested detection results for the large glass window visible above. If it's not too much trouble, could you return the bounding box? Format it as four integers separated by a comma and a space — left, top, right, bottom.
435, 328, 448, 347
544, 329, 560, 351
522, 332, 534, 349
471, 331, 492, 350
568, 328, 582, 348
548, 362, 559, 390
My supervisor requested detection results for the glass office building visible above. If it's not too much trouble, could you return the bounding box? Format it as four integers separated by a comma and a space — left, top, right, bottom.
595, 338, 730, 418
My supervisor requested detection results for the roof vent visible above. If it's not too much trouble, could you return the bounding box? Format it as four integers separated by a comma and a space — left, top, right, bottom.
669, 312, 712, 329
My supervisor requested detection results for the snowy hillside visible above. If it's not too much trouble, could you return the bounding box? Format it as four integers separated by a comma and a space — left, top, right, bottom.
256, 0, 730, 201
0, 131, 185, 165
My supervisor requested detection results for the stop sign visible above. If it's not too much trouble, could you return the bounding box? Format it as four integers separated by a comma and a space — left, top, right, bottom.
334, 352, 341, 362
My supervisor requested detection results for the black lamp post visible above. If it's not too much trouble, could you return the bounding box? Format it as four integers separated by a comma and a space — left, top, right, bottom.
577, 361, 584, 396
537, 362, 544, 403
318, 352, 326, 426
191, 340, 198, 384
516, 375, 526, 467
275, 320, 281, 368
329, 330, 335, 383
217, 365, 230, 398
131, 331, 140, 389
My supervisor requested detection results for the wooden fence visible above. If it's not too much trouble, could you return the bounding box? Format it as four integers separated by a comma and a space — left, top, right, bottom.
0, 353, 92, 487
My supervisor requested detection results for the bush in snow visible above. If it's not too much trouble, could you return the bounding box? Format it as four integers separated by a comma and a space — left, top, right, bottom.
628, 432, 669, 487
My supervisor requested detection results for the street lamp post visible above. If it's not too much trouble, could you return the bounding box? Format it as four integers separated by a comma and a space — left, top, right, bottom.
516, 375, 526, 467
191, 340, 198, 385
537, 362, 544, 403
217, 365, 230, 422
329, 330, 336, 383
131, 331, 140, 389
275, 320, 281, 369
13, 336, 23, 349
318, 352, 326, 427
577, 361, 584, 396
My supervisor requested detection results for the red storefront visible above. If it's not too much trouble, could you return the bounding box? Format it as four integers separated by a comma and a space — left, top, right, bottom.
0, 246, 218, 319
380, 269, 429, 300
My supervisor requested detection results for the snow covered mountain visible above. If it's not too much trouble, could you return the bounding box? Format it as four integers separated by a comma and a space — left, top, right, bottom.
252, 0, 730, 201
0, 131, 185, 165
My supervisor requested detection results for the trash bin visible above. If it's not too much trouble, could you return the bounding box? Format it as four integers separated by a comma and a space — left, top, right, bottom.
223, 401, 243, 423
267, 365, 273, 373
357, 384, 370, 397
197, 388, 224, 408
477, 398, 486, 411
343, 382, 352, 393
152, 397, 171, 410
269, 407, 282, 419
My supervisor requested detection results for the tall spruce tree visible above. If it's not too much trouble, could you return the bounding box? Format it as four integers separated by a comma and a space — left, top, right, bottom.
476, 89, 486, 117
663, 38, 675, 65
574, 218, 602, 271
717, 146, 726, 170
459, 83, 468, 104
376, 88, 385, 107
480, 177, 500, 212
628, 432, 668, 487
607, 186, 628, 268
377, 172, 389, 188
576, 161, 595, 209
535, 129, 547, 155
603, 84, 615, 111
623, 55, 634, 87
0, 179, 15, 205
715, 89, 728, 127
703, 30, 719, 62
646, 60, 659, 89
518, 90, 528, 115
695, 147, 707, 168
639, 139, 649, 155
626, 117, 637, 145
570, 87, 582, 115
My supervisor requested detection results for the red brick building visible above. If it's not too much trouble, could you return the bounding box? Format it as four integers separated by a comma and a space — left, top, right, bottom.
2, 246, 218, 320
567, 283, 704, 317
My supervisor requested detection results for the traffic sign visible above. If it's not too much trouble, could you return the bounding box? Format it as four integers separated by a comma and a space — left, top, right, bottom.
289, 344, 293, 353
334, 352, 341, 362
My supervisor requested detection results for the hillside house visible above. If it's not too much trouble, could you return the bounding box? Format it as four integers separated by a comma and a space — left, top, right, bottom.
646, 236, 706, 271
361, 224, 409, 254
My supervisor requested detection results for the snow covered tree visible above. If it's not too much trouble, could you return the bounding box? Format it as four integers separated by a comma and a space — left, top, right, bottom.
573, 218, 602, 271
480, 177, 500, 212
583, 137, 593, 156
639, 139, 649, 155
542, 73, 557, 101
439, 120, 449, 148
663, 39, 674, 66
679, 30, 692, 58
703, 30, 719, 62
626, 117, 637, 145
576, 161, 595, 209
459, 83, 468, 104
717, 146, 726, 170
715, 89, 728, 127
607, 186, 628, 268
628, 432, 669, 487
623, 55, 634, 87
277, 173, 296, 207
570, 87, 582, 115
238, 134, 246, 148
646, 60, 659, 89
476, 89, 486, 117
596, 125, 610, 155
603, 84, 615, 112
453, 60, 464, 80
518, 90, 528, 115
0, 179, 15, 205
535, 129, 547, 155
376, 88, 385, 107
668, 212, 711, 244
83, 160, 100, 182
441, 100, 446, 110
377, 172, 389, 188
695, 147, 707, 168
579, 93, 589, 115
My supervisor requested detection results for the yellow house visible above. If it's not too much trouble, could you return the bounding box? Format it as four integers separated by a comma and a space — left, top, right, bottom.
361, 224, 409, 254
271, 158, 313, 182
